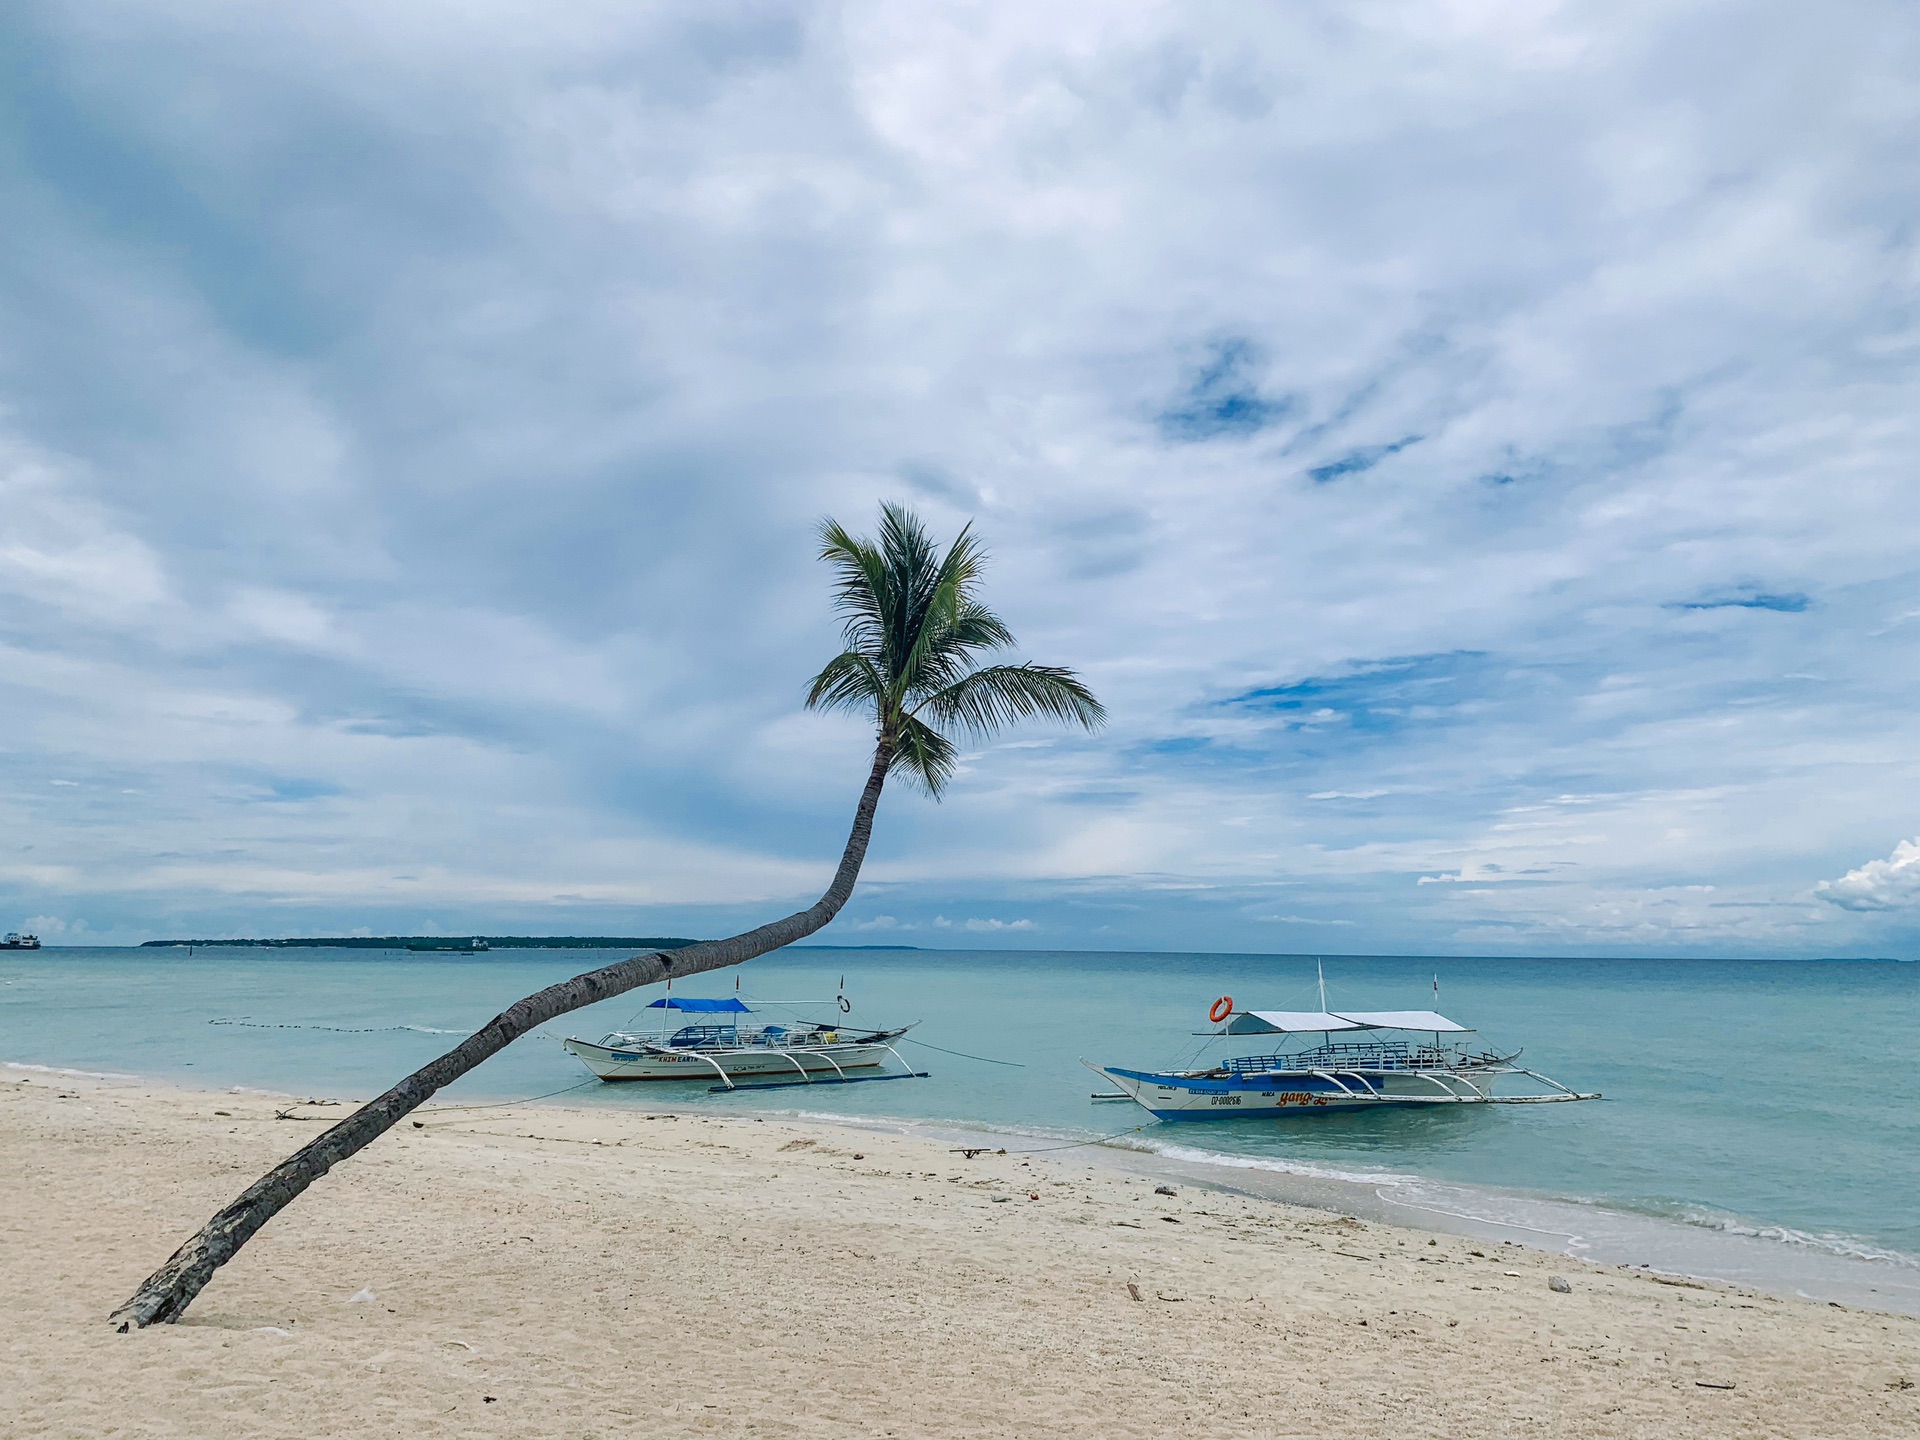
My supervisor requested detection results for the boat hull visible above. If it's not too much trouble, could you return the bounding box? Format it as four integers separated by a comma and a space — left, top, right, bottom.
564, 1037, 896, 1082
1099, 1064, 1497, 1118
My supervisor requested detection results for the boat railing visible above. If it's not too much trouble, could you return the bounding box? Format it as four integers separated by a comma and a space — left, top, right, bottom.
602, 1024, 871, 1053
665, 1023, 742, 1048
1222, 1040, 1462, 1074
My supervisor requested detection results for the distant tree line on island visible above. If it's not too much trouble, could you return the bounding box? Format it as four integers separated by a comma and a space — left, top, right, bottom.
138, 936, 702, 951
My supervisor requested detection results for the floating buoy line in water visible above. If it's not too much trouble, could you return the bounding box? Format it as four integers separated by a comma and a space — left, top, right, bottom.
208, 1018, 465, 1034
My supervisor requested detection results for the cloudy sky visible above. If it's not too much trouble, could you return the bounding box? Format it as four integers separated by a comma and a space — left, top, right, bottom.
3, 1, 1917, 956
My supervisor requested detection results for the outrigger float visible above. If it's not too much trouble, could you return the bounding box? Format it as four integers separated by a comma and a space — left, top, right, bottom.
563, 996, 924, 1092
1088, 982, 1597, 1119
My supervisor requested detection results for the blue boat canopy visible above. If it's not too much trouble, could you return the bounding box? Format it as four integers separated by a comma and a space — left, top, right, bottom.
646, 997, 752, 1013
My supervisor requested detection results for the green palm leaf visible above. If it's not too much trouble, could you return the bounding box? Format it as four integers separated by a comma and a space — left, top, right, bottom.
807, 502, 1105, 795
916, 663, 1106, 739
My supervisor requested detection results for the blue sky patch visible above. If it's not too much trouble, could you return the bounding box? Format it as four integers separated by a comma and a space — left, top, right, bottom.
1307, 434, 1421, 483
1224, 651, 1496, 738
258, 777, 345, 802
1672, 591, 1811, 613
1159, 339, 1293, 441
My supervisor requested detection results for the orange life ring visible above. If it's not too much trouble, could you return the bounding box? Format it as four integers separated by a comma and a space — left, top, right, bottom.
1208, 996, 1234, 1024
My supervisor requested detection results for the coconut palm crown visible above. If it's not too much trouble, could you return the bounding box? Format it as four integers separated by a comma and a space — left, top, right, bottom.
806, 503, 1105, 794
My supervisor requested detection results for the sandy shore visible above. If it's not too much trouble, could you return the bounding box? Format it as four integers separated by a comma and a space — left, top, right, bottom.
5, 1071, 1918, 1438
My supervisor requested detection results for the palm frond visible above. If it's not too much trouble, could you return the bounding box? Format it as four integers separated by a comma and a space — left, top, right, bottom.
876, 503, 944, 676
817, 519, 892, 652
914, 663, 1107, 738
888, 711, 960, 796
809, 503, 1106, 801
901, 599, 1017, 698
804, 650, 887, 715
893, 567, 965, 699
947, 600, 1016, 653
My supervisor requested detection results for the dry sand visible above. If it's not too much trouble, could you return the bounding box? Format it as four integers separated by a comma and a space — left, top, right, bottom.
5, 1071, 1917, 1438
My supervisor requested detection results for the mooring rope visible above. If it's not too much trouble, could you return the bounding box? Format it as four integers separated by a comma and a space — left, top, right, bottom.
900, 1036, 1027, 1068
982, 1121, 1153, 1155
412, 1079, 604, 1118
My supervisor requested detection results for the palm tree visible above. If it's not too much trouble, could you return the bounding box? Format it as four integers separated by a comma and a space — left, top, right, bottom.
807, 503, 1103, 795
112, 503, 1103, 1329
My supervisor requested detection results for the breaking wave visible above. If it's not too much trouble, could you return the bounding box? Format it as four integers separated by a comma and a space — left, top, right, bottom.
1630, 1202, 1920, 1270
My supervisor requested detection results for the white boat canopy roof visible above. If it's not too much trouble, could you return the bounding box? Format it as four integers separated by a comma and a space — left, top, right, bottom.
1333, 1010, 1474, 1033
1226, 1008, 1473, 1035
1227, 1010, 1368, 1034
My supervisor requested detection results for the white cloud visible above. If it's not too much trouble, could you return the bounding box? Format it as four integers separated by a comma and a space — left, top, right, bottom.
1816, 841, 1920, 912
0, 436, 175, 627
1, 2, 1917, 953
227, 588, 349, 653
963, 918, 1034, 932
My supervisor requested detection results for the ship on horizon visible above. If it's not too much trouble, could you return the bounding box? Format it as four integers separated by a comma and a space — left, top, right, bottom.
2, 932, 41, 950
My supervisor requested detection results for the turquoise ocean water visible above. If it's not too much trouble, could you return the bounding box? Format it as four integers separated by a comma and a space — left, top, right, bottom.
6, 946, 1916, 1309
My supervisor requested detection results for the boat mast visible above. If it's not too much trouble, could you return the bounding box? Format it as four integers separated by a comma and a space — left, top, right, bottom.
1317, 958, 1327, 1013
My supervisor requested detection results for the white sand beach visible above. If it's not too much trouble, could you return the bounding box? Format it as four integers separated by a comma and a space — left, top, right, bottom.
5, 1070, 1917, 1438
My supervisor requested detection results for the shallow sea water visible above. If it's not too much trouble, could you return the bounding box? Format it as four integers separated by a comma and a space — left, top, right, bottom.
5, 946, 1916, 1308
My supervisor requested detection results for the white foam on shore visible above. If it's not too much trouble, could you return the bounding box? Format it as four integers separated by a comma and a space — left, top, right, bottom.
1654, 1205, 1920, 1270
5, 1059, 143, 1081
781, 1105, 1086, 1146
1128, 1136, 1412, 1188
1139, 1135, 1920, 1279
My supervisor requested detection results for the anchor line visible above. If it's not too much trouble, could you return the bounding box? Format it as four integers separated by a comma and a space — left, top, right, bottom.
996, 1122, 1153, 1155
412, 1079, 604, 1118
899, 1037, 1027, 1068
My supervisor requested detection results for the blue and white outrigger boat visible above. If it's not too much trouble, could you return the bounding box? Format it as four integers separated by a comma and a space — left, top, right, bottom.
1088, 980, 1596, 1119
564, 995, 922, 1091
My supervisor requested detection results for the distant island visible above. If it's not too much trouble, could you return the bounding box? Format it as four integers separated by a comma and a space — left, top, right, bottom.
792, 943, 923, 950
139, 936, 701, 950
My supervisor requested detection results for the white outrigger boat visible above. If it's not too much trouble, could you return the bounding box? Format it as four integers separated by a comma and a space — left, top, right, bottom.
563, 996, 923, 1092
1089, 986, 1597, 1120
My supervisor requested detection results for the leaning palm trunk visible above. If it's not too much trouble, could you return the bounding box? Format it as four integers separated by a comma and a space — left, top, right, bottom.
110, 744, 892, 1331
